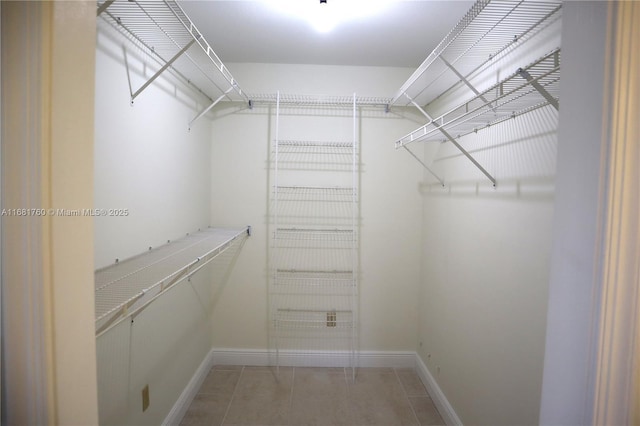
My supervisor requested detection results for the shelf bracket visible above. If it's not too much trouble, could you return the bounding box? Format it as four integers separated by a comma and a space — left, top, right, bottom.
404, 94, 496, 187
189, 87, 234, 128
517, 68, 559, 111
96, 0, 115, 17
402, 146, 445, 187
131, 38, 196, 103
439, 55, 496, 112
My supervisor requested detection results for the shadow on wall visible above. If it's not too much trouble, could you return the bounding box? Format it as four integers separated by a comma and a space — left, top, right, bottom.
96, 19, 212, 118
418, 105, 558, 198
95, 237, 247, 426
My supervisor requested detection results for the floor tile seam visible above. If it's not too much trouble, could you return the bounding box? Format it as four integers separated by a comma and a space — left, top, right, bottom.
394, 367, 422, 426
395, 368, 429, 398
193, 390, 236, 397
286, 366, 296, 426
220, 365, 245, 426
289, 388, 351, 401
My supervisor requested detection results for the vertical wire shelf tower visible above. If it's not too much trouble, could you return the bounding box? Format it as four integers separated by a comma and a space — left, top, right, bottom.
270, 93, 359, 380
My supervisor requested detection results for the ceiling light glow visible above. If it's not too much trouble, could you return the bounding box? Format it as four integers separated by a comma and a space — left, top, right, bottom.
263, 0, 397, 33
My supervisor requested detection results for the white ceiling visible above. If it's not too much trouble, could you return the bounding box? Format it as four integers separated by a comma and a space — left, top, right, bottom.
178, 1, 475, 68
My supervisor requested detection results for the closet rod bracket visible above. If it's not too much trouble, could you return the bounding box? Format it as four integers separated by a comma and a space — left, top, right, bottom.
517, 68, 559, 111
130, 38, 196, 103
189, 87, 234, 129
402, 146, 445, 187
96, 0, 115, 16
404, 94, 496, 187
439, 55, 496, 112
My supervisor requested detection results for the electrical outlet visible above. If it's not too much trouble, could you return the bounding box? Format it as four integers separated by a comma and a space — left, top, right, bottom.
327, 311, 337, 327
142, 385, 150, 412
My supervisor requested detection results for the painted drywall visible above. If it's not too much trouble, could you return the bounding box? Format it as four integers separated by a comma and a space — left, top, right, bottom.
207, 63, 426, 353
96, 265, 217, 426
94, 22, 212, 269
539, 2, 610, 424
415, 15, 561, 426
93, 21, 218, 425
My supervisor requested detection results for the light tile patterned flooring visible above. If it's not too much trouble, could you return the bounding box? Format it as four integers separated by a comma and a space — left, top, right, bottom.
180, 366, 445, 426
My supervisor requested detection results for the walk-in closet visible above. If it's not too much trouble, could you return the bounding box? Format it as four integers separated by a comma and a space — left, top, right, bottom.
2, 1, 639, 425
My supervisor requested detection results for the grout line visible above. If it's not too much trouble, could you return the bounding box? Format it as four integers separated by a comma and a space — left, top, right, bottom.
343, 366, 357, 425
286, 366, 296, 426
219, 365, 244, 426
395, 367, 422, 426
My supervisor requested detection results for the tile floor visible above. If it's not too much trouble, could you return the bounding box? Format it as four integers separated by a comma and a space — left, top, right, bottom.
180, 366, 445, 426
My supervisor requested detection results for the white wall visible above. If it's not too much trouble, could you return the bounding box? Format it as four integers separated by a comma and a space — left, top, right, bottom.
207, 63, 425, 353
94, 23, 212, 269
94, 22, 217, 425
415, 15, 561, 426
539, 2, 610, 424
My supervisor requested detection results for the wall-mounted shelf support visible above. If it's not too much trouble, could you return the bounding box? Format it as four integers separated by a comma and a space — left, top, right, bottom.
96, 0, 114, 16
404, 93, 496, 186
189, 87, 234, 129
402, 146, 445, 187
517, 68, 559, 111
439, 56, 495, 112
97, 0, 250, 110
131, 38, 196, 103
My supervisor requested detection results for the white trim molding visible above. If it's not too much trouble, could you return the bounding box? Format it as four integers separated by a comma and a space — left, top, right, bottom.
593, 2, 640, 425
166, 349, 463, 426
415, 355, 462, 426
162, 347, 217, 426
210, 348, 416, 369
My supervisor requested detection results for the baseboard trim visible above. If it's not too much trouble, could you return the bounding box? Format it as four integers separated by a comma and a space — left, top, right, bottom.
211, 348, 416, 369
162, 347, 216, 426
164, 348, 459, 426
415, 354, 462, 426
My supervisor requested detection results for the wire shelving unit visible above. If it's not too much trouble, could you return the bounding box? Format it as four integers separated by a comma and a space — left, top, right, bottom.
95, 226, 251, 337
390, 0, 562, 186
396, 48, 560, 148
270, 92, 359, 378
97, 0, 251, 126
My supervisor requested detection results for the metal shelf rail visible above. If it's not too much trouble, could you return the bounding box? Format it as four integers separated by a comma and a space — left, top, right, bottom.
250, 93, 390, 107
95, 226, 250, 337
389, 0, 562, 186
97, 0, 251, 127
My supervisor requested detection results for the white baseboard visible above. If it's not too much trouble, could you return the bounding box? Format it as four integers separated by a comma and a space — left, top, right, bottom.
211, 348, 416, 369
165, 348, 458, 426
162, 347, 216, 426
415, 354, 462, 426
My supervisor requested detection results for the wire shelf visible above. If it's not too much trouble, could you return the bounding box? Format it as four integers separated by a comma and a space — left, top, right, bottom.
395, 49, 560, 148
97, 0, 249, 105
251, 93, 389, 107
391, 0, 562, 107
274, 140, 356, 155
274, 228, 355, 241
275, 309, 354, 330
273, 186, 357, 203
95, 227, 250, 335
273, 270, 355, 288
